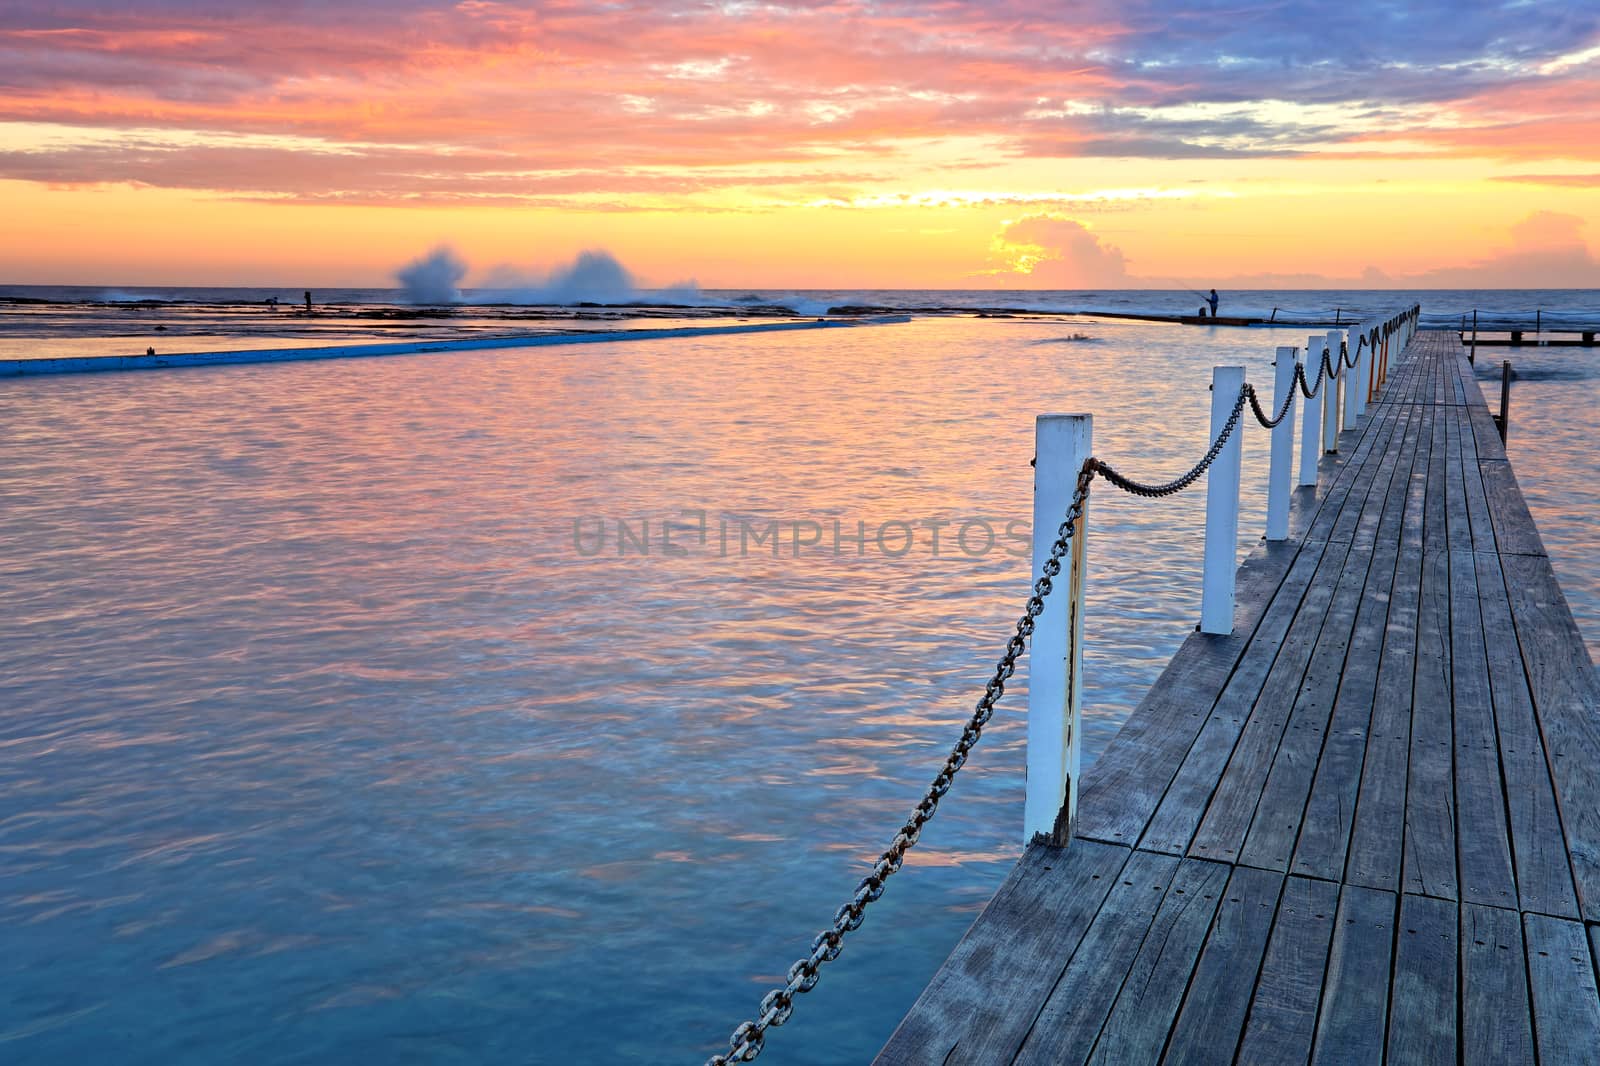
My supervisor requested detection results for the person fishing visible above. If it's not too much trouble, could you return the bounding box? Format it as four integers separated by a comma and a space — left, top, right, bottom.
1208, 289, 1220, 317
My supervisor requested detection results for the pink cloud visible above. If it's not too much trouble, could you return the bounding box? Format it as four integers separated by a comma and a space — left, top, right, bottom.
989, 215, 1130, 287
0, 2, 1596, 201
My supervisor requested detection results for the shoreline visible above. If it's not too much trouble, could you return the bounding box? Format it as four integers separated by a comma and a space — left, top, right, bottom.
0, 316, 911, 378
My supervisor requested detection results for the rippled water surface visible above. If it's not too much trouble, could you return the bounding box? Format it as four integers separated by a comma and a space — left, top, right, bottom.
2, 318, 1595, 1063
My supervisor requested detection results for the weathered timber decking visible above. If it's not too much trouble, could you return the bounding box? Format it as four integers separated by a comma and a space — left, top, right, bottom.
878, 331, 1600, 1065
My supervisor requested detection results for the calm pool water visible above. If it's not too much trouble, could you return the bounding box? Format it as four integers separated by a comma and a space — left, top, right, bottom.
2, 319, 1594, 1063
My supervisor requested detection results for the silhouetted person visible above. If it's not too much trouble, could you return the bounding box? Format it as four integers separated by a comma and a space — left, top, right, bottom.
304, 291, 312, 313
146, 347, 155, 356
1208, 289, 1220, 316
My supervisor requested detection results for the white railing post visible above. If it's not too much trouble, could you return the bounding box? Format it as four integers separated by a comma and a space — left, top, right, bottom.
1298, 342, 1321, 487
1201, 366, 1245, 634
1322, 329, 1342, 453
1025, 414, 1092, 845
1266, 347, 1297, 540
1343, 328, 1363, 428
1369, 321, 1382, 400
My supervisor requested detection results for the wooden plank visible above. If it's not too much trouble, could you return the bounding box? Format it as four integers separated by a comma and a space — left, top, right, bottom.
1404, 542, 1458, 900
1014, 850, 1180, 1066
1159, 865, 1282, 1066
1085, 859, 1231, 1066
1420, 345, 1437, 404
1461, 903, 1534, 1066
1467, 404, 1506, 462
1449, 548, 1517, 909
1291, 518, 1403, 881
1074, 542, 1300, 847
1343, 542, 1421, 893
1525, 913, 1600, 1064
1385, 893, 1458, 1065
1442, 388, 1472, 551
1290, 384, 1397, 543
1351, 401, 1419, 551
1479, 459, 1547, 556
1238, 540, 1376, 872
1309, 884, 1395, 1065
1188, 540, 1354, 863
1139, 543, 1332, 855
1297, 389, 1423, 884
1454, 344, 1489, 408
874, 841, 1128, 1064
1302, 398, 1408, 545
1440, 337, 1452, 404
1455, 407, 1496, 551
1474, 550, 1578, 918
1344, 396, 1433, 877
1501, 553, 1600, 922
1422, 400, 1448, 558
1234, 877, 1338, 1066
1325, 400, 1410, 545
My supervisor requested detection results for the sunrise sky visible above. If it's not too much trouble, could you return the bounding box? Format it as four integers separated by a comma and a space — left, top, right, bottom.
2, 1, 1599, 289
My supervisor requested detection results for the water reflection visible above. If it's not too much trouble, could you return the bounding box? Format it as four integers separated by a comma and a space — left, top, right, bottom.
1, 318, 1593, 1063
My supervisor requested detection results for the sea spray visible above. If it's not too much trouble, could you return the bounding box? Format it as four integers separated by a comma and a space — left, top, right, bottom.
476, 250, 711, 307
394, 244, 717, 307
396, 246, 468, 304
478, 250, 637, 305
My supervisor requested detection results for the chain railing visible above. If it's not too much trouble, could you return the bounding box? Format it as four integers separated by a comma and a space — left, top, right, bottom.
705, 304, 1421, 1065
706, 462, 1095, 1066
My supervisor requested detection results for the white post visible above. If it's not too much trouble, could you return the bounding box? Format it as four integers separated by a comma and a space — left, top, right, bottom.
1298, 342, 1321, 487
1201, 366, 1245, 634
1369, 321, 1382, 400
1322, 328, 1342, 453
1025, 413, 1092, 845
1266, 347, 1297, 540
1345, 327, 1365, 425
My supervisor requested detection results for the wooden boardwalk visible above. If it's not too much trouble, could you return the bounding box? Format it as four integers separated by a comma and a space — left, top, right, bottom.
878, 332, 1600, 1065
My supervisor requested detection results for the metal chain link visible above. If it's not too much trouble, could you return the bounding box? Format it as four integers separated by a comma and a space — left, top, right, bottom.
1295, 361, 1323, 399
1090, 385, 1248, 497
1245, 382, 1295, 429
706, 463, 1097, 1066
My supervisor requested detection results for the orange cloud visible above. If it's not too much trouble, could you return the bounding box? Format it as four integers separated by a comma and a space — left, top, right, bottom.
986, 215, 1130, 286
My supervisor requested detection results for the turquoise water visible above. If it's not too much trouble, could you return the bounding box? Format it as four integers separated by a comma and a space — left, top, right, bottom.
1, 316, 1594, 1062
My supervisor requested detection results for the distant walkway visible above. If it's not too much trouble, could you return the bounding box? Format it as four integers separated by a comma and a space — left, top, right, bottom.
0, 316, 909, 378
879, 331, 1600, 1064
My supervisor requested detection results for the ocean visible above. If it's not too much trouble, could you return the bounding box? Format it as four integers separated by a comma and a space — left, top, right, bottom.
1, 289, 1596, 1063
4, 285, 1600, 363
